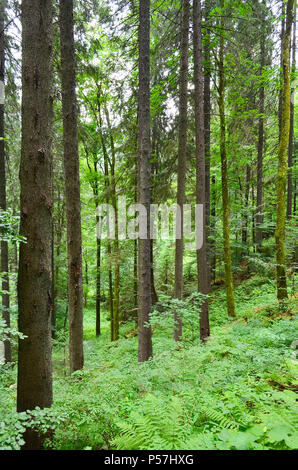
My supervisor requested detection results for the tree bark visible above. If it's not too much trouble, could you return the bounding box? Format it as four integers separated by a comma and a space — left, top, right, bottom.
105, 105, 120, 341
17, 0, 53, 449
173, 0, 189, 342
218, 3, 236, 318
60, 0, 84, 372
203, 0, 211, 292
0, 0, 11, 363
287, 6, 296, 219
210, 175, 216, 282
242, 164, 251, 254
138, 0, 153, 362
97, 96, 115, 340
278, 2, 285, 143
193, 0, 210, 340
275, 0, 294, 300
256, 2, 265, 249
96, 231, 101, 336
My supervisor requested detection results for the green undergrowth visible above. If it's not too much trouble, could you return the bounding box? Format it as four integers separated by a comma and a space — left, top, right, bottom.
1, 276, 297, 450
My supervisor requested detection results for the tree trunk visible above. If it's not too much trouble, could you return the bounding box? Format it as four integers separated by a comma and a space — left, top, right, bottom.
0, 0, 11, 363
60, 0, 84, 372
96, 231, 101, 336
218, 3, 236, 318
252, 184, 256, 253
84, 256, 88, 308
275, 0, 294, 300
256, 3, 265, 249
193, 0, 210, 340
53, 183, 64, 336
150, 240, 158, 306
242, 164, 251, 254
210, 175, 216, 283
105, 105, 120, 341
203, 0, 211, 292
138, 0, 153, 362
102, 156, 113, 339
134, 239, 138, 310
93, 165, 101, 337
278, 2, 285, 143
173, 0, 189, 341
51, 213, 55, 338
98, 100, 115, 340
287, 6, 296, 219
17, 0, 53, 449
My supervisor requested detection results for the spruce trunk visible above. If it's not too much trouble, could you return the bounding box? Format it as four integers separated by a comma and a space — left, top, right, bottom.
193, 0, 210, 340
60, 0, 84, 372
173, 0, 189, 341
218, 5, 236, 318
138, 0, 153, 361
17, 0, 53, 449
0, 0, 11, 363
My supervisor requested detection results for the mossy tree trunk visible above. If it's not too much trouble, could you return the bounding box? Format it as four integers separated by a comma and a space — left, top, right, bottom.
275, 0, 294, 300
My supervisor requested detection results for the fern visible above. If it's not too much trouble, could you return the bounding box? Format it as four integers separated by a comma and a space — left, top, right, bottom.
200, 408, 239, 430
112, 394, 188, 450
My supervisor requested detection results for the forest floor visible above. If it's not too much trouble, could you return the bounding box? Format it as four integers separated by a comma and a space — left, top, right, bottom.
1, 275, 298, 450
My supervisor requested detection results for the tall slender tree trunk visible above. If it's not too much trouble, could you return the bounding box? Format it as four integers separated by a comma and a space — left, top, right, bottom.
256, 4, 265, 249
51, 213, 55, 338
203, 0, 211, 292
105, 106, 120, 341
252, 184, 256, 253
210, 175, 216, 282
287, 6, 296, 219
83, 138, 101, 336
193, 0, 210, 340
242, 164, 251, 254
53, 184, 64, 334
60, 0, 84, 372
14, 243, 18, 272
218, 4, 236, 318
17, 0, 53, 449
84, 256, 88, 308
275, 0, 294, 300
150, 240, 158, 305
150, 124, 159, 306
138, 0, 153, 362
0, 0, 11, 363
134, 238, 138, 310
102, 152, 114, 339
93, 160, 101, 337
173, 0, 189, 341
96, 223, 101, 336
97, 98, 115, 340
113, 211, 120, 340
278, 2, 285, 143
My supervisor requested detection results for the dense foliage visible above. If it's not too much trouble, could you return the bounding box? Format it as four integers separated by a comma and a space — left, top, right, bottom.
1, 276, 297, 450
0, 0, 297, 452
